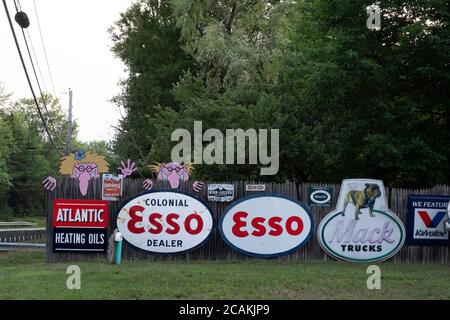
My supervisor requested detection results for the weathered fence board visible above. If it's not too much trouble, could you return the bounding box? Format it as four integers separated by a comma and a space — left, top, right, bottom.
45, 177, 450, 264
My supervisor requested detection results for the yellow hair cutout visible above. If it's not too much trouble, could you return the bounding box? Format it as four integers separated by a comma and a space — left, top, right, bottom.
59, 151, 109, 175
184, 163, 194, 175
149, 162, 165, 174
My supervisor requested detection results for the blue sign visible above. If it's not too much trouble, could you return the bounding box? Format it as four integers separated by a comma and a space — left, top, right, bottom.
406, 195, 450, 246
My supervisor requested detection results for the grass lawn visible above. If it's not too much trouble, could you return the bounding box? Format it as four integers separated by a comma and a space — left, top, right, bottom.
0, 251, 449, 300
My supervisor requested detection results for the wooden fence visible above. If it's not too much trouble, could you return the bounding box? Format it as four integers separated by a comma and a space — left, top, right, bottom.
45, 177, 450, 264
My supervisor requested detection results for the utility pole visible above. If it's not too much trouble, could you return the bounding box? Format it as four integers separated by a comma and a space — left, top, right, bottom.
66, 88, 73, 155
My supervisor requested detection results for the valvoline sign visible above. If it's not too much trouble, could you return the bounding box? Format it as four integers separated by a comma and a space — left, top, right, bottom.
117, 190, 214, 254
406, 195, 450, 245
219, 193, 314, 258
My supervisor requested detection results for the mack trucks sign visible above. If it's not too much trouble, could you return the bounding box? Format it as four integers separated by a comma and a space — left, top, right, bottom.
318, 179, 405, 262
117, 190, 214, 254
219, 193, 314, 258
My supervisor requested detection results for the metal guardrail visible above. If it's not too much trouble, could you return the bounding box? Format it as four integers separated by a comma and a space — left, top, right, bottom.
0, 242, 46, 251
0, 228, 46, 243
0, 221, 38, 227
0, 228, 45, 232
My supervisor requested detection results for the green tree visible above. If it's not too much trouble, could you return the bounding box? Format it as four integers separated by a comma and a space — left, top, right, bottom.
111, 0, 450, 187
0, 119, 12, 217
110, 0, 196, 169
111, 0, 291, 180
277, 0, 450, 187
5, 111, 50, 216
10, 95, 77, 176
0, 84, 13, 217
5, 94, 76, 216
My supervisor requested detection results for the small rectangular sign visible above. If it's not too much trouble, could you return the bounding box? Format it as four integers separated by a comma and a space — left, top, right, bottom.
208, 184, 234, 202
406, 195, 450, 246
245, 184, 266, 192
102, 174, 123, 201
53, 228, 107, 252
53, 199, 109, 228
308, 187, 333, 207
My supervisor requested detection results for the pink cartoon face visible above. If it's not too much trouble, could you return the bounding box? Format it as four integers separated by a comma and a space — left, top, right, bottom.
71, 162, 99, 196
157, 162, 189, 189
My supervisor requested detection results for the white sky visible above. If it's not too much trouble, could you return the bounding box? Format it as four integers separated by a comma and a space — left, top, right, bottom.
0, 0, 133, 143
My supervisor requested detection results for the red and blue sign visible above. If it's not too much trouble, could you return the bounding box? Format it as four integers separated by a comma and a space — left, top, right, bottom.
406, 195, 450, 246
52, 199, 109, 252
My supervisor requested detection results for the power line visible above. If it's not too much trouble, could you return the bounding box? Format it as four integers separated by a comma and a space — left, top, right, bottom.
25, 29, 48, 93
32, 0, 57, 98
2, 0, 64, 156
12, 0, 66, 146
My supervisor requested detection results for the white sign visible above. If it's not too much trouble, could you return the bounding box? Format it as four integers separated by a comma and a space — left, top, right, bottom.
245, 184, 266, 192
208, 184, 234, 202
117, 191, 214, 254
219, 193, 314, 258
318, 179, 405, 263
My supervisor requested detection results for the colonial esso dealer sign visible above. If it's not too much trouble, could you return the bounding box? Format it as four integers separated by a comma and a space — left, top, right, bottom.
219, 193, 314, 258
318, 179, 405, 262
117, 190, 214, 254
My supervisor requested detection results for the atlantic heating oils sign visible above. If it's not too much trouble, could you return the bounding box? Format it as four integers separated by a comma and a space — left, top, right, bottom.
52, 199, 109, 252
117, 190, 214, 254
219, 193, 314, 258
318, 179, 405, 262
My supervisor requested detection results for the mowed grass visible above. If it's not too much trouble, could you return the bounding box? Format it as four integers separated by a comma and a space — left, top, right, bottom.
0, 251, 449, 300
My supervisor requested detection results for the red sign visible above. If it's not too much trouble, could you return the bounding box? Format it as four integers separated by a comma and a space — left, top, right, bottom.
102, 174, 123, 200
53, 199, 109, 228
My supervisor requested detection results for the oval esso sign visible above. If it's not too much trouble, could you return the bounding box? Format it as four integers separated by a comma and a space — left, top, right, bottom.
219, 193, 314, 258
117, 190, 214, 254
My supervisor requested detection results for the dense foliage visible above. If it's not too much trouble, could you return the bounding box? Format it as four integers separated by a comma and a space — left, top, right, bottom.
111, 0, 450, 187
1, 0, 449, 218
0, 88, 78, 218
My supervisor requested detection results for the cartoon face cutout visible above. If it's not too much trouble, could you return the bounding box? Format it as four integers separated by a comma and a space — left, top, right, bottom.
151, 162, 192, 189
59, 150, 109, 196
71, 162, 100, 196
